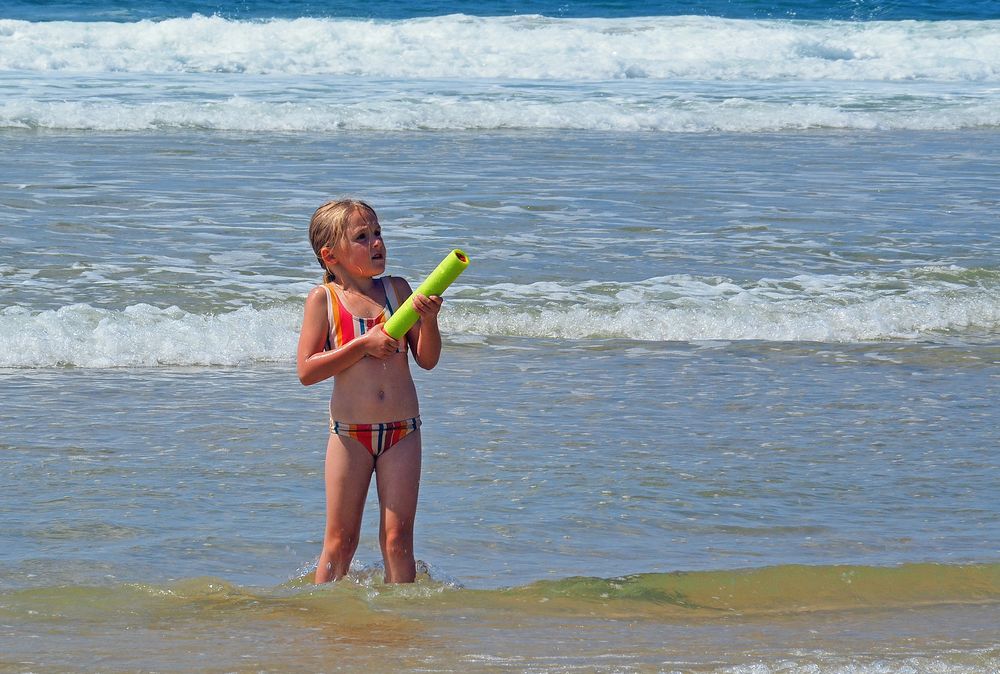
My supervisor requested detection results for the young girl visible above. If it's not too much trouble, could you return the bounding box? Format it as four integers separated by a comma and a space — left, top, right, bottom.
296, 199, 442, 584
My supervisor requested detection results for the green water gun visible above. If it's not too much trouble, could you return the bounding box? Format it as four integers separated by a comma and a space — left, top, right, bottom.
383, 249, 470, 339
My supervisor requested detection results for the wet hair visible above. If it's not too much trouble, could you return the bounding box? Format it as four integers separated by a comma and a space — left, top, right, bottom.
308, 199, 378, 283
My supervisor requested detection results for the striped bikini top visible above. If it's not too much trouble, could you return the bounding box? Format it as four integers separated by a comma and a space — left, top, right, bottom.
322, 276, 404, 351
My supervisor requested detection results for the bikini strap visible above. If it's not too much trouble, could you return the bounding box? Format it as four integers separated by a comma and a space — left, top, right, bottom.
322, 283, 341, 351
381, 277, 406, 353
322, 283, 338, 328
382, 276, 400, 316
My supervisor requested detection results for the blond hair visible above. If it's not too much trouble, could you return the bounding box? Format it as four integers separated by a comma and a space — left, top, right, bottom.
308, 199, 378, 283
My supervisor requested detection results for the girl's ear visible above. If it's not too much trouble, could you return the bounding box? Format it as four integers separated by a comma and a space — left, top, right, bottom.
319, 245, 338, 267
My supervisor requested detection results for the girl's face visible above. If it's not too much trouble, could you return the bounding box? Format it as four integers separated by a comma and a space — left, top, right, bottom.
328, 208, 386, 278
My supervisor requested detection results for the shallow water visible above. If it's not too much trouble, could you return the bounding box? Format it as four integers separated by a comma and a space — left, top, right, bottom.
2, 126, 999, 672
3, 335, 998, 587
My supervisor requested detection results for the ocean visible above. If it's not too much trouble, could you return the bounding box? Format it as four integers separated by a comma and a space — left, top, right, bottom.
1, 0, 998, 672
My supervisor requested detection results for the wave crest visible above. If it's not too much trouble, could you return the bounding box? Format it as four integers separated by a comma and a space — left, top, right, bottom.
4, 94, 999, 132
1, 267, 996, 368
0, 303, 296, 368
1, 15, 998, 81
3, 563, 998, 619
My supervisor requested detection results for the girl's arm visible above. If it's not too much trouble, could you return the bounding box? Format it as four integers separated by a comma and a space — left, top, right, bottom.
393, 277, 442, 370
296, 286, 399, 386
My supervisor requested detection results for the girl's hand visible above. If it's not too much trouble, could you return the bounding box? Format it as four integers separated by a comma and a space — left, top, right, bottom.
361, 325, 400, 359
411, 293, 443, 321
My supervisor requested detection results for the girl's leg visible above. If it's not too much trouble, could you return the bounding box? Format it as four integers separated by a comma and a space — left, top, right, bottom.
374, 430, 422, 583
315, 434, 375, 583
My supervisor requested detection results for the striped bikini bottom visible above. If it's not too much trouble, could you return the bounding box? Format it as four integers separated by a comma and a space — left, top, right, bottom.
329, 416, 421, 458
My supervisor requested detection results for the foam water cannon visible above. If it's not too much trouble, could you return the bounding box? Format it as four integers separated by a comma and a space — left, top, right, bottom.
383, 249, 470, 339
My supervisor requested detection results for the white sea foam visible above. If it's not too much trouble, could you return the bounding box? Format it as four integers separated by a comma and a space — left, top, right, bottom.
720, 662, 992, 674
2, 15, 997, 132
3, 92, 999, 132
2, 268, 996, 368
1, 15, 997, 81
0, 303, 298, 368
719, 651, 1000, 674
449, 268, 1000, 342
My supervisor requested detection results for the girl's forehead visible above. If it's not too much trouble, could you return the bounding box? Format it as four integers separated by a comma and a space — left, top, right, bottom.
346, 209, 379, 230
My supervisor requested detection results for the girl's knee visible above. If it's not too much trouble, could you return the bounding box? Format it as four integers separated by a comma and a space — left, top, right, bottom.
381, 526, 413, 559
324, 530, 358, 559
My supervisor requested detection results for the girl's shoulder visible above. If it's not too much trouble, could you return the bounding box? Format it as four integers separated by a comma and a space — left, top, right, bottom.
304, 283, 333, 311
307, 282, 331, 297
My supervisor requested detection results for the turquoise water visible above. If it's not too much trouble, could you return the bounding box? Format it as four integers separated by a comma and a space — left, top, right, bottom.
5, 0, 999, 21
